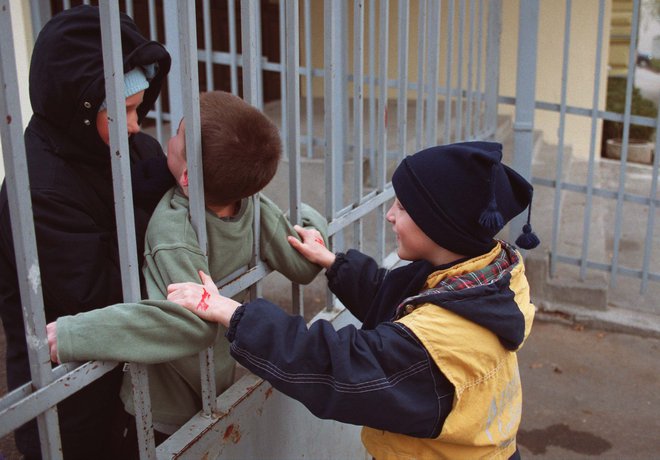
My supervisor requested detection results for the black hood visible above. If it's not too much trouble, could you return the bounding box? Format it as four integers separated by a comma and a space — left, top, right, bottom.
29, 5, 171, 160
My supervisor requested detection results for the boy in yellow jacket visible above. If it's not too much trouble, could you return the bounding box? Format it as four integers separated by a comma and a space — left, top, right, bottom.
168, 141, 539, 459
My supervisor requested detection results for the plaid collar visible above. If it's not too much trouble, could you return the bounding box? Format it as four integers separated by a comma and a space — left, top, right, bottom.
395, 241, 520, 320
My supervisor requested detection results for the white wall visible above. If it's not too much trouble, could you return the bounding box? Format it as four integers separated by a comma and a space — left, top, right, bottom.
640, 0, 660, 55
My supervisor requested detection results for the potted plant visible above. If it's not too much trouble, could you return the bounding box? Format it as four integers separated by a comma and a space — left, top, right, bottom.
602, 76, 658, 164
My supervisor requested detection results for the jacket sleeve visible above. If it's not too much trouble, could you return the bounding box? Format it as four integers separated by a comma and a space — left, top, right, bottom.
227, 298, 454, 438
56, 299, 217, 364
259, 196, 328, 285
325, 249, 388, 323
56, 230, 220, 364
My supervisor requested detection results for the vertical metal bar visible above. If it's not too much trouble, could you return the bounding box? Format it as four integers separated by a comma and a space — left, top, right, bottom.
375, 0, 389, 264
414, 0, 427, 151
164, 0, 182, 135
324, 0, 342, 309
508, 0, 539, 243
353, 0, 365, 251
454, 0, 465, 141
475, 0, 484, 135
442, 0, 455, 144
425, 0, 440, 148
610, 0, 641, 287
550, 0, 572, 278
484, 0, 501, 139
285, 0, 303, 315
147, 0, 163, 145
176, 0, 217, 420
397, 0, 410, 158
125, 0, 134, 18
341, 0, 350, 194
29, 0, 51, 41
98, 2, 156, 458
63, 0, 71, 10
202, 0, 214, 91
465, 0, 476, 138
279, 0, 288, 152
228, 0, 239, 95
0, 3, 62, 458
241, 0, 263, 299
640, 110, 660, 293
304, 0, 314, 158
338, 2, 349, 253
367, 0, 376, 184
256, 3, 264, 109
241, 1, 260, 107
579, 0, 606, 280
99, 0, 142, 350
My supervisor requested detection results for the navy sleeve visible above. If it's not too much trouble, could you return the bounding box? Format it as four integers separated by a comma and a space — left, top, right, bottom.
326, 249, 388, 323
227, 298, 454, 438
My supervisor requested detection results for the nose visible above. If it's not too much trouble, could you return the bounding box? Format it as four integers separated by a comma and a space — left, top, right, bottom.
385, 204, 395, 223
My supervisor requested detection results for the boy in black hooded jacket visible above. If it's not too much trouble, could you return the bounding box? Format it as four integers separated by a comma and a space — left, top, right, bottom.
0, 6, 172, 459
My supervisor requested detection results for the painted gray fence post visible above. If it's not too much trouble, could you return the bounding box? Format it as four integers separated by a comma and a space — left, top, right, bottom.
509, 0, 539, 243
284, 0, 304, 314
484, 0, 502, 139
164, 0, 182, 136
98, 2, 158, 458
28, 0, 51, 40
0, 2, 62, 457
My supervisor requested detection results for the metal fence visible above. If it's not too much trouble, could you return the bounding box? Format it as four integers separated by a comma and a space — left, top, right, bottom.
0, 0, 658, 459
510, 0, 660, 299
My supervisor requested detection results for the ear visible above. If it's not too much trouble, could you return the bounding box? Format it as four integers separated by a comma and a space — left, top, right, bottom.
180, 168, 189, 187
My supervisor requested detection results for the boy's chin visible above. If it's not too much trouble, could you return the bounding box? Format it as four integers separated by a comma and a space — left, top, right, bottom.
396, 249, 416, 262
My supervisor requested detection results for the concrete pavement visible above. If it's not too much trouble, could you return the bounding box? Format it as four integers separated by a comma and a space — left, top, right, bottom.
517, 319, 660, 459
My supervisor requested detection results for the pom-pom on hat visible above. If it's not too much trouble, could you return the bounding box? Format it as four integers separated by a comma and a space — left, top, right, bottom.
391, 141, 539, 256
98, 65, 151, 112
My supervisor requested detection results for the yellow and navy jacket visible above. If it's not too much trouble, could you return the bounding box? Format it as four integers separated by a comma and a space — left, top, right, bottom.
226, 241, 534, 460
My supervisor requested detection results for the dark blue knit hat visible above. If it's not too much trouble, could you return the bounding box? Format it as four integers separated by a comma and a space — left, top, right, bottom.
391, 141, 539, 256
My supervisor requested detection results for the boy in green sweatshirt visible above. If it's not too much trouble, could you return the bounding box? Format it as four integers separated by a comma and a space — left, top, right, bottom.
47, 91, 328, 452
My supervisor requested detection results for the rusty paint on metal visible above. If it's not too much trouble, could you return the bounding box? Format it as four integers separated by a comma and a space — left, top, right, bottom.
6, 115, 11, 124
264, 387, 273, 399
223, 424, 241, 444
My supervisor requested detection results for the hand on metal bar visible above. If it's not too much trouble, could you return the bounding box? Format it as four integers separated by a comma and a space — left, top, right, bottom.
287, 225, 336, 270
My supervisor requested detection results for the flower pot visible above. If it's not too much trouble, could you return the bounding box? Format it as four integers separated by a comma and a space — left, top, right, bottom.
604, 138, 654, 164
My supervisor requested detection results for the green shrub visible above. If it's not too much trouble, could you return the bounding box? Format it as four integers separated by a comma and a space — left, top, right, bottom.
651, 58, 660, 72
603, 76, 657, 142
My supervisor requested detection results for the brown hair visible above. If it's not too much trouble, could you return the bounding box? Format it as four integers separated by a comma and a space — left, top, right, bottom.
197, 91, 282, 207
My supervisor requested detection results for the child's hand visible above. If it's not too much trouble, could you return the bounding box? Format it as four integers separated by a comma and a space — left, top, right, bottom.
287, 225, 336, 269
167, 271, 240, 327
46, 322, 59, 364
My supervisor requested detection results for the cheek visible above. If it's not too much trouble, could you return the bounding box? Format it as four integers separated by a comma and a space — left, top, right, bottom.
166, 149, 177, 176
96, 111, 110, 145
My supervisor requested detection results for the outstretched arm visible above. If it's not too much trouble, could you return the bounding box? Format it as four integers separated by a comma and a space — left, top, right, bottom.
47, 298, 218, 364
259, 197, 329, 284
165, 286, 454, 438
